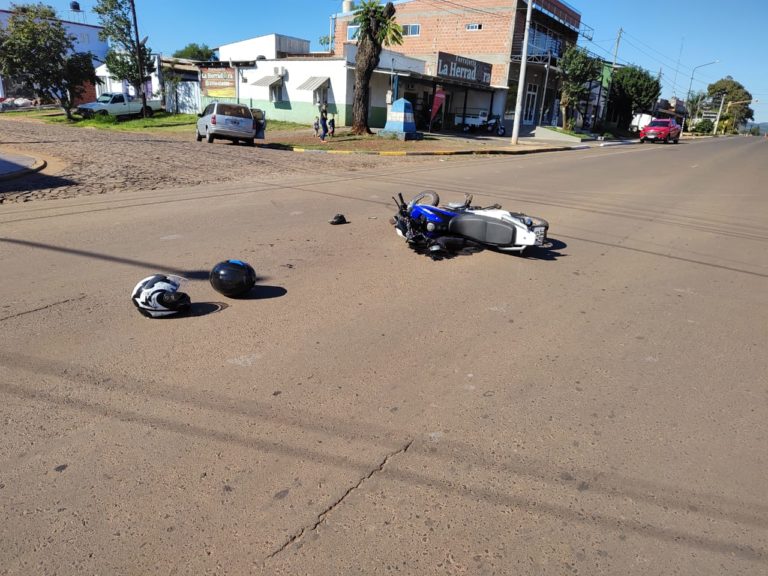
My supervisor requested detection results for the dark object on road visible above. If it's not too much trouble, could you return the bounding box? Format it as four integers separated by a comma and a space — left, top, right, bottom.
210, 260, 257, 298
329, 214, 348, 225
132, 274, 191, 318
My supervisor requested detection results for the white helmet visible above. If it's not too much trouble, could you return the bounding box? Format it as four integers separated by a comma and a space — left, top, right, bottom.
131, 274, 191, 318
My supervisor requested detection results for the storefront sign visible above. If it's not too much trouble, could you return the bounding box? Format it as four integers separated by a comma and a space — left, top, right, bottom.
200, 68, 236, 98
437, 52, 492, 86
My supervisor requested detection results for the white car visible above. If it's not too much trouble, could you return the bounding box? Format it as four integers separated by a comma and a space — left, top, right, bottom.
76, 92, 163, 118
196, 102, 265, 145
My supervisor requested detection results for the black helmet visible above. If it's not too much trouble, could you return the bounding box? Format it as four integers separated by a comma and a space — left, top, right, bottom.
131, 274, 191, 318
210, 259, 256, 298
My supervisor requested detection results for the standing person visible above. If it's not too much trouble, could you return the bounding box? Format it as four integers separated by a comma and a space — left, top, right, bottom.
320, 103, 329, 142
328, 115, 336, 138
313, 116, 320, 137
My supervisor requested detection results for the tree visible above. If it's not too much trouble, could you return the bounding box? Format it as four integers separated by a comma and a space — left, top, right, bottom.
685, 89, 707, 130
558, 45, 601, 130
161, 63, 182, 114
0, 3, 98, 119
350, 0, 402, 135
93, 0, 155, 97
707, 76, 753, 133
319, 35, 331, 51
172, 43, 217, 61
610, 65, 661, 131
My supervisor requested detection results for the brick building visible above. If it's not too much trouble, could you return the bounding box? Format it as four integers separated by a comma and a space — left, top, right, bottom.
333, 0, 582, 130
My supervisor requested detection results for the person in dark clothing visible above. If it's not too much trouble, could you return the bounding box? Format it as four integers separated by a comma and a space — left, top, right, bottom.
320, 103, 329, 142
328, 115, 336, 137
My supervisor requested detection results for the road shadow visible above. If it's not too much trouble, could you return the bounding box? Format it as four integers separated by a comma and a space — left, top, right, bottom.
185, 302, 229, 317
514, 237, 567, 261
410, 237, 566, 261
237, 285, 288, 300
0, 172, 78, 197
0, 237, 210, 279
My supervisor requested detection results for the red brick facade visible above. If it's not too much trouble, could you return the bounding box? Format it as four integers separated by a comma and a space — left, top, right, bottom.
73, 80, 98, 106
335, 0, 581, 87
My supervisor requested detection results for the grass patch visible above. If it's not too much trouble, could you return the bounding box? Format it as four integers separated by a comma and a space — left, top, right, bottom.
46, 112, 198, 134
1, 107, 63, 119
547, 126, 583, 138
267, 119, 310, 131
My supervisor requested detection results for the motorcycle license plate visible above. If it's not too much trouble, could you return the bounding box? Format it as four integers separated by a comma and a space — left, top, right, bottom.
534, 227, 546, 245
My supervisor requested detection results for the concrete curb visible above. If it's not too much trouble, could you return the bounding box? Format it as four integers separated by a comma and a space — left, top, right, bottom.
0, 158, 47, 182
257, 143, 582, 157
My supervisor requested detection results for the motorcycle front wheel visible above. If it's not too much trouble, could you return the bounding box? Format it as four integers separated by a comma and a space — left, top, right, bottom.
407, 191, 440, 210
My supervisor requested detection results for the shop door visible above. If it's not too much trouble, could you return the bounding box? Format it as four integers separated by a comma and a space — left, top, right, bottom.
524, 83, 538, 125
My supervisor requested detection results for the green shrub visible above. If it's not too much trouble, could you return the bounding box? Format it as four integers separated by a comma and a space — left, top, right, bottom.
693, 119, 713, 134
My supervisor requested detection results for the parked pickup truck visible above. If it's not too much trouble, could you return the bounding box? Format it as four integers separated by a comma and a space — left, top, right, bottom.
76, 92, 163, 119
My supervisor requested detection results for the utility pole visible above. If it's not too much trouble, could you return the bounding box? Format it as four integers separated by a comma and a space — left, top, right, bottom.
511, 0, 533, 144
129, 0, 147, 118
537, 51, 551, 127
713, 94, 726, 135
599, 27, 622, 124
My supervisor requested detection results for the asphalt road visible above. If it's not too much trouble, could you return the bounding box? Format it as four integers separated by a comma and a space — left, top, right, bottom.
1, 137, 766, 575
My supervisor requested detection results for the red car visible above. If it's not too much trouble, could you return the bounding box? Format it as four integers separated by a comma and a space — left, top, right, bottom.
640, 118, 681, 144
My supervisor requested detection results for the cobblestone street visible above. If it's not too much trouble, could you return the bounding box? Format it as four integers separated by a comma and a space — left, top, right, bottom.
0, 118, 432, 203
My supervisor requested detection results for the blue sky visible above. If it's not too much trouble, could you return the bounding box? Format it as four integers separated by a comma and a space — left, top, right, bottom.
3, 0, 766, 122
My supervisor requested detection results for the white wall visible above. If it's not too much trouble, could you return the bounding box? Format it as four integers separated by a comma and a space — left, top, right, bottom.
95, 55, 163, 99
166, 81, 200, 115
220, 35, 281, 61
238, 58, 349, 107
219, 34, 311, 62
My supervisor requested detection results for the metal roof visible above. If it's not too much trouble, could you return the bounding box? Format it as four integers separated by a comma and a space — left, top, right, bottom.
296, 76, 330, 91
252, 75, 283, 87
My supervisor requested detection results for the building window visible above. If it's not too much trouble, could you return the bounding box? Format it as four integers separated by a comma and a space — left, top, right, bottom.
466, 23, 483, 31
529, 22, 564, 57
402, 24, 420, 37
314, 86, 328, 106
270, 83, 283, 102
347, 25, 360, 41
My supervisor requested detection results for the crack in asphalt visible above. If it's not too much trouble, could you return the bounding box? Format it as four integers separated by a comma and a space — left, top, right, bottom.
265, 438, 414, 561
0, 295, 86, 322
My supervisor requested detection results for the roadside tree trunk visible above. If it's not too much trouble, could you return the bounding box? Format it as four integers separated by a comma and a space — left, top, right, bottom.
351, 35, 382, 135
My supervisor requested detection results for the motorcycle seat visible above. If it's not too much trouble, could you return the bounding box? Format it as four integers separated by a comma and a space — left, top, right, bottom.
448, 213, 515, 245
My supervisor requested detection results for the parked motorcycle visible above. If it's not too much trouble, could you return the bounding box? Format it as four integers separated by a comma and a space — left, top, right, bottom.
392, 191, 549, 256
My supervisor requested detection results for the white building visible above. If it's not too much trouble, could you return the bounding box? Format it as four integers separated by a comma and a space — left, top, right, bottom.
201, 33, 499, 129
0, 8, 108, 99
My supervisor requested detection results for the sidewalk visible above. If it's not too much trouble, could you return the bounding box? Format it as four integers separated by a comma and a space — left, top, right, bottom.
0, 150, 46, 181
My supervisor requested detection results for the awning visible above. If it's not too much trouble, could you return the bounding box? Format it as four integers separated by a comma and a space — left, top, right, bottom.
297, 76, 330, 91
252, 75, 282, 87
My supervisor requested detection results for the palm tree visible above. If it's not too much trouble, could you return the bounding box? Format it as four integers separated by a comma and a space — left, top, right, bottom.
351, 1, 402, 135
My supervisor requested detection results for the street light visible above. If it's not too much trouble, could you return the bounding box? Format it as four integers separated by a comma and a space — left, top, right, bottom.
683, 60, 718, 131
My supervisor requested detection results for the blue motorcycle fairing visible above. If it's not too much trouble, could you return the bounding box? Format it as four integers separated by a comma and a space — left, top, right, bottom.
409, 205, 458, 239
410, 205, 458, 222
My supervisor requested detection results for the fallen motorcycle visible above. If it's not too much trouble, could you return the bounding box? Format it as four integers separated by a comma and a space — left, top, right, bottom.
392, 191, 549, 255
